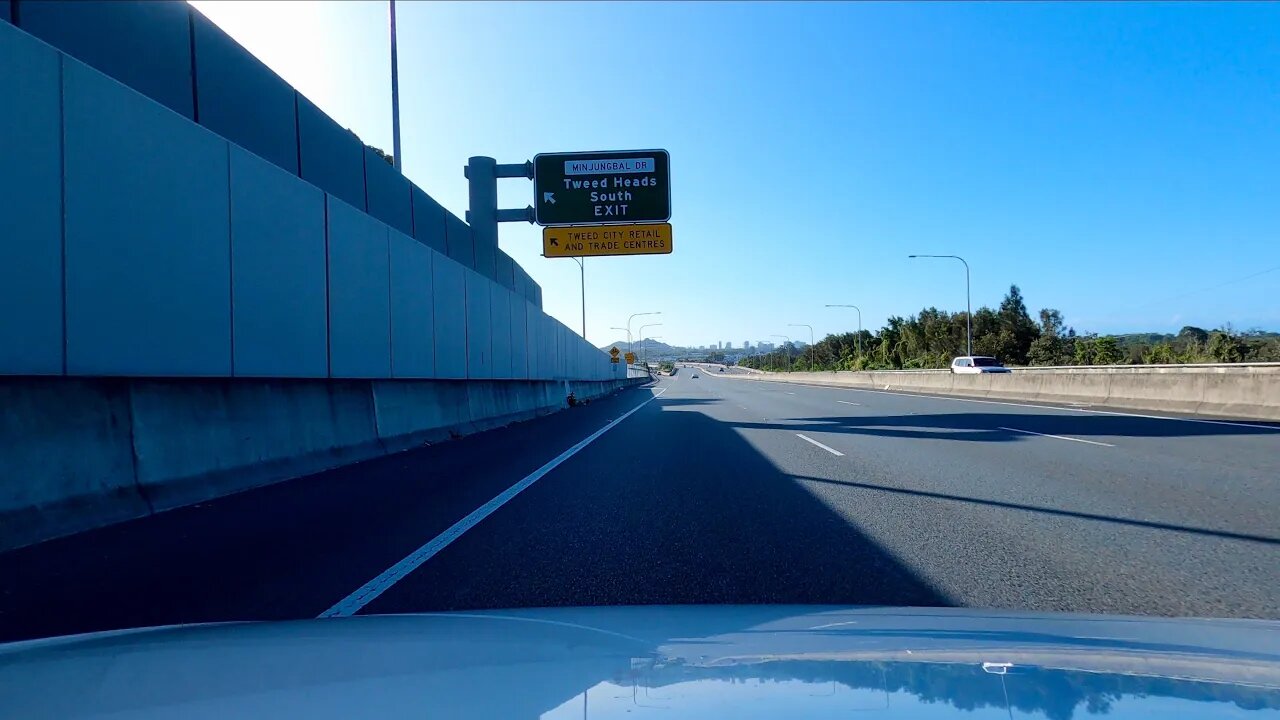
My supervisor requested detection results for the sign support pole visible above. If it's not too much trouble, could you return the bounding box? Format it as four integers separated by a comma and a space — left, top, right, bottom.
465, 157, 534, 260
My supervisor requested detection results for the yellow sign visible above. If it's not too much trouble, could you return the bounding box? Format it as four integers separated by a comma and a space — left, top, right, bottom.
543, 223, 673, 258
609, 346, 621, 364
624, 352, 637, 364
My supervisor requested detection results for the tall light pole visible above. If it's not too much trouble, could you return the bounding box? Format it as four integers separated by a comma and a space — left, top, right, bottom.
638, 323, 663, 366
627, 311, 660, 356
789, 323, 814, 370
825, 304, 863, 359
570, 256, 585, 338
610, 326, 628, 351
388, 0, 402, 172
642, 336, 662, 367
910, 254, 972, 356
771, 334, 791, 373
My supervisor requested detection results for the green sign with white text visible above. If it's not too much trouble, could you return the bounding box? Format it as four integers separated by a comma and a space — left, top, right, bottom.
533, 150, 671, 226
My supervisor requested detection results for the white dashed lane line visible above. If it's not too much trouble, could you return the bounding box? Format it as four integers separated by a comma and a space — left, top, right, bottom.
796, 433, 845, 456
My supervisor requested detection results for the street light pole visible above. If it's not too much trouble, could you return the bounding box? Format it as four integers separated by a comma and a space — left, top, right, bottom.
638, 323, 663, 367
909, 254, 972, 356
642, 336, 662, 367
610, 326, 628, 350
825, 304, 863, 359
627, 311, 660, 356
388, 0, 402, 172
771, 334, 791, 373
789, 323, 814, 370
570, 256, 585, 338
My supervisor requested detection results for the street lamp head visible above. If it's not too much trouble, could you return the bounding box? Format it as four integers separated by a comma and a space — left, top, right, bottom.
908, 254, 918, 258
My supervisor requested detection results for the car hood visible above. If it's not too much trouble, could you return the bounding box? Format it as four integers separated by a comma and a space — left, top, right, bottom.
1, 606, 1278, 719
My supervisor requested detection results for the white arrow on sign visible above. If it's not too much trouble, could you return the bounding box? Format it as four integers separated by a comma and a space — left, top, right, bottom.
543, 192, 556, 204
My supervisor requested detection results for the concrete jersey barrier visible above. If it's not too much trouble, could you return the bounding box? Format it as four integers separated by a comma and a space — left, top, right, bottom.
701, 365, 1280, 422
0, 376, 646, 551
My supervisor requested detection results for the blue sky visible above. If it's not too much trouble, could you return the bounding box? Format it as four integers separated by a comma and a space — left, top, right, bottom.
192, 1, 1280, 348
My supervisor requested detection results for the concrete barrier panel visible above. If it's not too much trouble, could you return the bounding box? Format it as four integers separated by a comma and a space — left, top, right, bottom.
64, 59, 232, 377
371, 380, 471, 450
298, 94, 365, 211
513, 265, 529, 299
0, 378, 145, 550
1036, 371, 1113, 407
1, 2, 10, 22
0, 23, 62, 375
495, 250, 516, 291
1105, 371, 1207, 415
129, 379, 381, 511
229, 146, 327, 378
525, 304, 543, 380
491, 285, 514, 379
510, 294, 530, 380
529, 279, 543, 309
389, 230, 435, 378
465, 271, 494, 379
985, 373, 1046, 401
410, 184, 447, 255
364, 147, 412, 236
431, 253, 468, 379
1200, 370, 1280, 420
191, 9, 298, 174
326, 196, 391, 378
445, 211, 475, 270
19, 0, 195, 119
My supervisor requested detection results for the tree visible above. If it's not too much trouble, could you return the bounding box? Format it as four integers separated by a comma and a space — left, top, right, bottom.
1207, 330, 1245, 363
1143, 342, 1177, 364
367, 144, 395, 167
1177, 326, 1209, 346
1026, 308, 1074, 366
996, 285, 1040, 365
1092, 336, 1124, 365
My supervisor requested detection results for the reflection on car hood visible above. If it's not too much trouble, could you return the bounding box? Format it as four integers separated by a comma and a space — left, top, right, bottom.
2, 606, 1278, 719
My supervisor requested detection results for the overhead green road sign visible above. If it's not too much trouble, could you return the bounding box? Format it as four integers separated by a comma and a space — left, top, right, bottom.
534, 149, 671, 226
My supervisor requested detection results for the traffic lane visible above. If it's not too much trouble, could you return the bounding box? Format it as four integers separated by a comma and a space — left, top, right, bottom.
702, 375, 1280, 540
718, 374, 1280, 471
0, 383, 659, 643
360, 371, 950, 614
693, 376, 1280, 616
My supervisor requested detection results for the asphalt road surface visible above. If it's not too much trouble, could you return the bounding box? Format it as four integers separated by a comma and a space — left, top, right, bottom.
2, 369, 1278, 642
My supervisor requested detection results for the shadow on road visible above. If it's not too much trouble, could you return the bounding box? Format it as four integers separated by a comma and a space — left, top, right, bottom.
795, 475, 1280, 546
361, 393, 953, 612
730, 411, 1280, 443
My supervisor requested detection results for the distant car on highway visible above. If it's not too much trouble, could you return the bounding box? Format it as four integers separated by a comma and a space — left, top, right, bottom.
950, 356, 1011, 374
691, 373, 700, 378
719, 367, 725, 372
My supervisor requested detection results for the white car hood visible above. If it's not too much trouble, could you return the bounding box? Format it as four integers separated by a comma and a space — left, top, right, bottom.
1, 606, 1278, 719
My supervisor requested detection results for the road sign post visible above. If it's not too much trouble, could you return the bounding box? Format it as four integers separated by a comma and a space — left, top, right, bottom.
534, 150, 671, 226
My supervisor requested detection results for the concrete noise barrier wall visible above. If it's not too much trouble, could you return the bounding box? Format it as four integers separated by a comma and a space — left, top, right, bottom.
0, 376, 643, 551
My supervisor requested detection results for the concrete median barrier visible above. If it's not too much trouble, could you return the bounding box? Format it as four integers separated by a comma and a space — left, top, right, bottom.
1197, 368, 1280, 419
1, 375, 645, 551
722, 364, 1280, 421
122, 379, 383, 513
0, 379, 147, 551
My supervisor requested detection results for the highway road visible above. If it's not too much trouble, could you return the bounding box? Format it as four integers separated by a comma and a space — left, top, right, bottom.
2, 369, 1278, 642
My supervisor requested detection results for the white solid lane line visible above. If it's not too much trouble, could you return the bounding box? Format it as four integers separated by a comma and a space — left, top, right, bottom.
998, 426, 1115, 447
319, 386, 669, 618
836, 400, 862, 406
796, 433, 846, 456
785, 392, 796, 395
